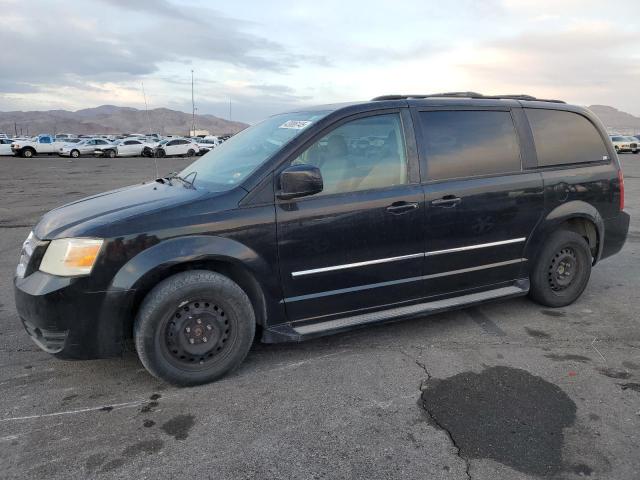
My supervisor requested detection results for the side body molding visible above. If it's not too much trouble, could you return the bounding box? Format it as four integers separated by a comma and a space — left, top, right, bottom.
524, 200, 605, 266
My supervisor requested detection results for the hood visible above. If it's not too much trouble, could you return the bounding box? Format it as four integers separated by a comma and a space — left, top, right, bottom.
34, 181, 207, 239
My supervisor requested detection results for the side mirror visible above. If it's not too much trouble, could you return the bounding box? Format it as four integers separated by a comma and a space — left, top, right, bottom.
278, 164, 323, 200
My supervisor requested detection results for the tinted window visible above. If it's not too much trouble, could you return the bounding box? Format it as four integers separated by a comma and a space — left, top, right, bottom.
95, 140, 108, 145
525, 109, 608, 166
611, 136, 624, 142
419, 110, 521, 181
292, 113, 408, 195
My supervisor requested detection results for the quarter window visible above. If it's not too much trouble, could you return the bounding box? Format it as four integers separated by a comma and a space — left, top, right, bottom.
525, 109, 609, 166
418, 110, 521, 181
292, 113, 408, 195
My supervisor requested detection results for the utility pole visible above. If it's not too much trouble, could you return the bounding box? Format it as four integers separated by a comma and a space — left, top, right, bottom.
142, 82, 152, 134
14, 122, 18, 136
191, 70, 196, 136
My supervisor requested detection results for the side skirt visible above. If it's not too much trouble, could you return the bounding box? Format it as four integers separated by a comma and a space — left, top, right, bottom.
262, 278, 529, 343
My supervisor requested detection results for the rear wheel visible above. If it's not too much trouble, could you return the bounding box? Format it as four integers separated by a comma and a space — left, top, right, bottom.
529, 230, 592, 307
134, 270, 255, 386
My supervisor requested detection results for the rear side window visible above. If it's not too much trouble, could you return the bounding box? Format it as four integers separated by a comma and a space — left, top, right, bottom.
525, 109, 608, 166
418, 110, 521, 181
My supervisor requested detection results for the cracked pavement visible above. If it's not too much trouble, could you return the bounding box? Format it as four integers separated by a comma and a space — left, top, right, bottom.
0, 155, 639, 479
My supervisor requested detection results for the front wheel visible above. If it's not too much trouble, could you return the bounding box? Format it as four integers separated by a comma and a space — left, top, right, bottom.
134, 270, 255, 386
70, 149, 80, 158
529, 230, 592, 307
155, 149, 166, 158
22, 149, 34, 158
186, 149, 195, 157
107, 149, 116, 158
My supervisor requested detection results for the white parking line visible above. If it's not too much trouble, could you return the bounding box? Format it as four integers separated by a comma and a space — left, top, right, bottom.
0, 399, 148, 422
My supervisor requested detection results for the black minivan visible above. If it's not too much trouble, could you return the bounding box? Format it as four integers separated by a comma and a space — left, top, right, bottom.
14, 93, 629, 385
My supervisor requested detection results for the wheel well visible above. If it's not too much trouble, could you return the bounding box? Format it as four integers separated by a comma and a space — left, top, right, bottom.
561, 218, 598, 257
126, 259, 267, 339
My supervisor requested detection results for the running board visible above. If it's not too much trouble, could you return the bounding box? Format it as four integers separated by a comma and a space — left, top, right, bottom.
293, 282, 529, 336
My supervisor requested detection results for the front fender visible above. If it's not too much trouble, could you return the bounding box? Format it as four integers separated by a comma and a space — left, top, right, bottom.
524, 200, 604, 266
109, 235, 274, 292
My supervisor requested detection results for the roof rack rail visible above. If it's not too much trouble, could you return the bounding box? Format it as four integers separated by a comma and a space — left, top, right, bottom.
371, 92, 566, 104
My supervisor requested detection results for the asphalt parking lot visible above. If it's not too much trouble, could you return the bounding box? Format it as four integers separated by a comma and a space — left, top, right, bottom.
1, 154, 639, 480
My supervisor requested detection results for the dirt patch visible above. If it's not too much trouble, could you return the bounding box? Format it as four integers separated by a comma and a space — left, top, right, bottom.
525, 327, 551, 339
545, 354, 591, 363
161, 414, 195, 440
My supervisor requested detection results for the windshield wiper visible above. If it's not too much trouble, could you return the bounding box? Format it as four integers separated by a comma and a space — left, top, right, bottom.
165, 171, 197, 189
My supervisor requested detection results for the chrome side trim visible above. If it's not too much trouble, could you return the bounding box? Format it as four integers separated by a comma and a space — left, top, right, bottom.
284, 258, 527, 303
425, 237, 526, 256
291, 253, 424, 278
423, 258, 527, 280
293, 284, 528, 335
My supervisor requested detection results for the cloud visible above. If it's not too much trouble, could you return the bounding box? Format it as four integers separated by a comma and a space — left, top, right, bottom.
453, 22, 640, 103
0, 0, 317, 95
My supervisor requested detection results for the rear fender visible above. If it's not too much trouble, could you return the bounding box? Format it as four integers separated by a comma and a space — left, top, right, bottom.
524, 201, 604, 266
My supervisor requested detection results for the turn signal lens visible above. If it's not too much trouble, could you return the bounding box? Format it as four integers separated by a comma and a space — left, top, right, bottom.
40, 238, 103, 276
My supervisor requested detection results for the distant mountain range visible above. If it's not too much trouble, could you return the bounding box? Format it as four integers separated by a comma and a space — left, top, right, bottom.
0, 105, 248, 136
587, 105, 640, 134
0, 103, 637, 137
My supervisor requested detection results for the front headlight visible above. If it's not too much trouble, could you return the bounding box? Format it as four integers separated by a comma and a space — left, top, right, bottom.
39, 238, 104, 276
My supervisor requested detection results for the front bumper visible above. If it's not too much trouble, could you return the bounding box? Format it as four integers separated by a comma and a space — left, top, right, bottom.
14, 271, 135, 359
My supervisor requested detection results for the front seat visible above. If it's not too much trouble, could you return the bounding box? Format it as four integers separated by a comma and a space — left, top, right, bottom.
318, 135, 355, 194
357, 130, 406, 190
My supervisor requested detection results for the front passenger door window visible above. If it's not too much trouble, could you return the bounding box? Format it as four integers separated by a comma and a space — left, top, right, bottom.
292, 113, 408, 195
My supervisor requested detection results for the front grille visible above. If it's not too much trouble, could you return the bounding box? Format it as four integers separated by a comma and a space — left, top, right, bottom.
21, 319, 68, 354
631, 143, 638, 149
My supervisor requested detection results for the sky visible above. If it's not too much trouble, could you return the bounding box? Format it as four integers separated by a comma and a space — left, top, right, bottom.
1, 0, 639, 123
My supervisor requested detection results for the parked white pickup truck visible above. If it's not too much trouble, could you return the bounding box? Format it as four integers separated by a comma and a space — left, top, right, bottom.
11, 135, 57, 157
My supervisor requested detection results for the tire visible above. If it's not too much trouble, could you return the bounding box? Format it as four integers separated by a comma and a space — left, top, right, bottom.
134, 270, 255, 386
186, 149, 195, 157
633, 150, 639, 155
107, 150, 116, 158
529, 230, 592, 308
22, 148, 34, 158
155, 149, 166, 158
70, 149, 80, 158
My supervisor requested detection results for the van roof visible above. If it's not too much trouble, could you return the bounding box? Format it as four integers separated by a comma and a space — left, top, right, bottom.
371, 92, 566, 103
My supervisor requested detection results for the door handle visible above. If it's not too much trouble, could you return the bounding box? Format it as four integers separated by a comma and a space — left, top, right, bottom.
431, 195, 461, 207
386, 201, 419, 214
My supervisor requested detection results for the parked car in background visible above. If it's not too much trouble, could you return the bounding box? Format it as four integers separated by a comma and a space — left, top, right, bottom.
52, 137, 80, 150
623, 136, 639, 154
11, 135, 57, 157
0, 138, 14, 155
95, 138, 149, 158
195, 136, 221, 155
154, 138, 198, 157
59, 138, 112, 158
609, 135, 637, 154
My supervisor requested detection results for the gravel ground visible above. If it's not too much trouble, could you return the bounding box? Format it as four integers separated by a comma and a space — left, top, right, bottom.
0, 154, 639, 480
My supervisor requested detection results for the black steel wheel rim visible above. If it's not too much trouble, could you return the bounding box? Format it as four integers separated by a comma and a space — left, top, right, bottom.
162, 299, 232, 369
548, 246, 578, 291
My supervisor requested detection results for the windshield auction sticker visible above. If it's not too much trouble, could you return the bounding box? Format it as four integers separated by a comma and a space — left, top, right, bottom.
279, 120, 312, 129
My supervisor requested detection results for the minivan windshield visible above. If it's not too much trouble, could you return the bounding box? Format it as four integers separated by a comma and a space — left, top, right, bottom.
179, 111, 329, 191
